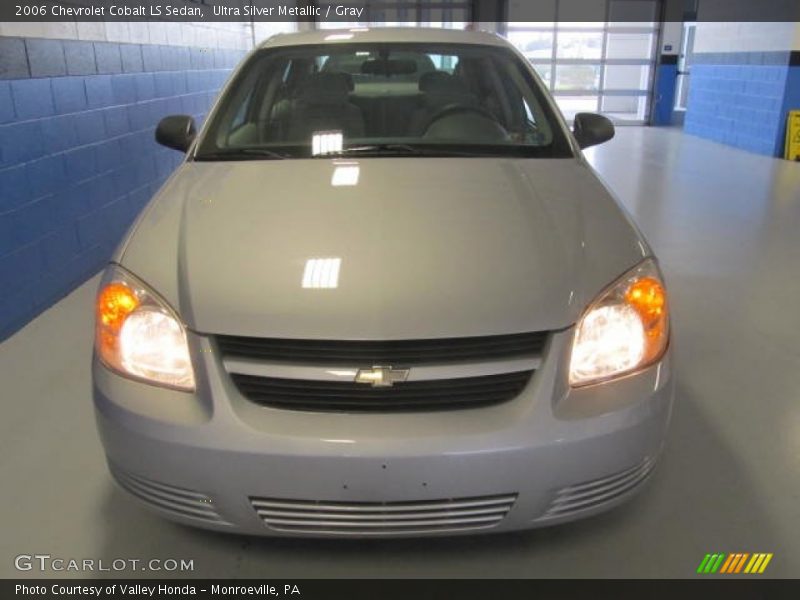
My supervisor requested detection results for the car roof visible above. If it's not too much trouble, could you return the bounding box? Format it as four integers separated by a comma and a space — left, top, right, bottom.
258, 27, 510, 49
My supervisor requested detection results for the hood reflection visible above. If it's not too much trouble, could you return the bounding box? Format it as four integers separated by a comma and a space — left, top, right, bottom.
302, 257, 341, 289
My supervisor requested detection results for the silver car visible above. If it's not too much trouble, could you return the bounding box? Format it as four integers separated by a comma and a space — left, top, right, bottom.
93, 28, 673, 537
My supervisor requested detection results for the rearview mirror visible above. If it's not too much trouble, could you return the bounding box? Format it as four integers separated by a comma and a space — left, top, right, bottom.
573, 113, 615, 149
155, 115, 197, 152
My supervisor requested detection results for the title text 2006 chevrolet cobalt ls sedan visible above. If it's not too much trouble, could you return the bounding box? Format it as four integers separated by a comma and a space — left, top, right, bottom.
93, 28, 673, 537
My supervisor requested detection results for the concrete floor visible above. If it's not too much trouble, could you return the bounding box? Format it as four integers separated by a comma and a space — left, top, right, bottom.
1, 127, 799, 579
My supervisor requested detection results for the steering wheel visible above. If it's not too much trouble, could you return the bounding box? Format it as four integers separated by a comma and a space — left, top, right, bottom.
422, 103, 501, 134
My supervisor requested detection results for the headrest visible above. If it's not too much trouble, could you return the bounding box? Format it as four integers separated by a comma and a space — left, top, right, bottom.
299, 72, 354, 99
418, 71, 469, 94
361, 59, 418, 76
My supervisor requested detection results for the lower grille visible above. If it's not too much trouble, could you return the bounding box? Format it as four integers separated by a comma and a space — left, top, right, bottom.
109, 464, 229, 525
250, 494, 517, 535
231, 370, 533, 412
541, 457, 655, 519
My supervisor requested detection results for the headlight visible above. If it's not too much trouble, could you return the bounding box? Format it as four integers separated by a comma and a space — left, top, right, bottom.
569, 258, 669, 387
95, 265, 195, 391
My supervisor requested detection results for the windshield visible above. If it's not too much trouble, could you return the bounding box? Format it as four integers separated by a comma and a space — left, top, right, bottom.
194, 42, 574, 160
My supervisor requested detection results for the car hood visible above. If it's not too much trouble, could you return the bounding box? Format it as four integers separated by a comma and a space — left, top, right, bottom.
119, 158, 648, 339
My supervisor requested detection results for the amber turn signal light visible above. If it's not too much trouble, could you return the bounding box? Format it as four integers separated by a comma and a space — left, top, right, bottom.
96, 282, 139, 360
624, 276, 668, 362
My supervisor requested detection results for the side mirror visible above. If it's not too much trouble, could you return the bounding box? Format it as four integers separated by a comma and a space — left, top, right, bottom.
155, 115, 196, 152
573, 113, 615, 149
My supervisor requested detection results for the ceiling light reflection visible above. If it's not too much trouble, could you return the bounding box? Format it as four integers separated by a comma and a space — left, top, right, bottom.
302, 258, 341, 289
331, 163, 360, 187
326, 369, 357, 378
312, 131, 343, 156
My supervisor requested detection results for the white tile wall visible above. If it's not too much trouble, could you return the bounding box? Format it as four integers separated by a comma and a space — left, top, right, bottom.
168, 21, 187, 46
660, 21, 682, 55
0, 20, 77, 39
103, 21, 130, 43
76, 20, 105, 41
128, 22, 151, 44
252, 22, 298, 45
694, 22, 797, 54
147, 22, 168, 45
0, 20, 262, 50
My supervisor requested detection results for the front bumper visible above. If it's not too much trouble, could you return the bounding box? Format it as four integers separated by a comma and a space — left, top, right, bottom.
93, 330, 674, 537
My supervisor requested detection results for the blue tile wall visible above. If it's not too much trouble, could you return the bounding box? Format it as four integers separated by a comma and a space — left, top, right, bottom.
0, 36, 245, 340
685, 51, 798, 157
0, 38, 30, 79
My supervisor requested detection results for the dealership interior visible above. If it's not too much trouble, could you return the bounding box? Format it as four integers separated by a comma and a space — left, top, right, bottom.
1, 0, 799, 578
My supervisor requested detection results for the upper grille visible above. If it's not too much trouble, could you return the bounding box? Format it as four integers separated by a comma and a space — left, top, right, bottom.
539, 457, 656, 520
216, 331, 549, 365
231, 370, 533, 412
250, 493, 517, 535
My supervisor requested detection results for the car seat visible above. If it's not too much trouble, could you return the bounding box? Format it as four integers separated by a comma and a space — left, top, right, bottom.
285, 72, 366, 142
407, 71, 479, 137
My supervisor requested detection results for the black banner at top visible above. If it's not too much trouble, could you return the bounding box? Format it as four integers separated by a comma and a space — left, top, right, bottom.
2, 0, 800, 23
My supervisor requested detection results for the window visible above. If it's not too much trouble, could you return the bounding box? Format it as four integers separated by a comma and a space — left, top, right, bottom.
428, 54, 459, 73
315, 0, 471, 30
507, 0, 658, 123
195, 43, 574, 161
229, 91, 252, 131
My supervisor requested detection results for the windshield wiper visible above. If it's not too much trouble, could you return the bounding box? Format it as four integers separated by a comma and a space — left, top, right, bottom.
194, 148, 290, 161
330, 144, 493, 157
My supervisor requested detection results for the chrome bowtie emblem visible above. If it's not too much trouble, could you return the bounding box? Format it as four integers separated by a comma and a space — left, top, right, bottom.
354, 366, 410, 387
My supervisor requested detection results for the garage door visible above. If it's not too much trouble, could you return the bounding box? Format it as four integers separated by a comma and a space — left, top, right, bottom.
507, 0, 660, 123
316, 0, 472, 29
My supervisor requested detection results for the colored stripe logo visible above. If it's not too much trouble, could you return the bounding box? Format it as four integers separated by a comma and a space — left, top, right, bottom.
696, 553, 773, 574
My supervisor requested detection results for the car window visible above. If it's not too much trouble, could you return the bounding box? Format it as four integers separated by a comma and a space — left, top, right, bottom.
229, 88, 253, 131
196, 43, 573, 160
428, 54, 458, 74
